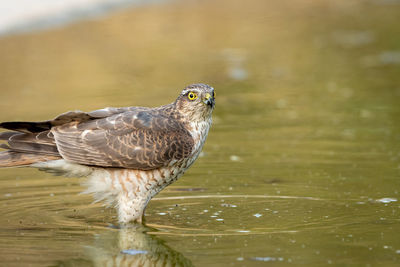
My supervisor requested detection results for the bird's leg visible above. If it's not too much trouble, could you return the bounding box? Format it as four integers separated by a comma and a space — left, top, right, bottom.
117, 191, 151, 225
86, 169, 159, 225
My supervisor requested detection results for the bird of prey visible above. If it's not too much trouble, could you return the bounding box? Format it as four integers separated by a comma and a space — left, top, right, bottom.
0, 83, 215, 225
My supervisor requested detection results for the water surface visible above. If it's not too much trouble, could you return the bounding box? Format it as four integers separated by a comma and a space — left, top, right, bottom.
0, 0, 400, 266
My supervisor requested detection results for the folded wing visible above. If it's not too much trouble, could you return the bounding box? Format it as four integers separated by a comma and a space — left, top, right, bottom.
0, 107, 194, 170
52, 108, 194, 170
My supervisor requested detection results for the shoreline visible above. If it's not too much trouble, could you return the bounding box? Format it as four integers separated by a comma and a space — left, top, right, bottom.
0, 0, 165, 36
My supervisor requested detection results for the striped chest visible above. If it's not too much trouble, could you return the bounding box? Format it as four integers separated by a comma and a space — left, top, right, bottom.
187, 117, 212, 164
83, 116, 213, 224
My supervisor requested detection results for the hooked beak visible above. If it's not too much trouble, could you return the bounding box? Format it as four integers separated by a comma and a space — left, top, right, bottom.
203, 93, 215, 108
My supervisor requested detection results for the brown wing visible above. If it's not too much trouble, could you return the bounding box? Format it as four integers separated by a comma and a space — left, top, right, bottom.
0, 106, 194, 169
0, 107, 131, 133
52, 108, 194, 170
0, 107, 132, 166
0, 150, 60, 167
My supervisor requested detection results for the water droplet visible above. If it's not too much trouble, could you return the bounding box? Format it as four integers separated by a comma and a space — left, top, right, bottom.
221, 203, 237, 207
251, 256, 283, 262
121, 250, 148, 255
376, 198, 397, 203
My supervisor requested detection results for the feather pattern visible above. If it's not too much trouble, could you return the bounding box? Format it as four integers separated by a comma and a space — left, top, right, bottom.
52, 106, 194, 170
0, 83, 215, 224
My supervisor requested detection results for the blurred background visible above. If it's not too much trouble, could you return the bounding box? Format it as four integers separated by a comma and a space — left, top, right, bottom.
0, 0, 400, 266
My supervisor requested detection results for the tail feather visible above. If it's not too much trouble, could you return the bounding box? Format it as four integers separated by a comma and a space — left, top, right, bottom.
1, 129, 61, 167
0, 150, 61, 167
7, 131, 56, 145
0, 109, 124, 168
0, 144, 10, 149
0, 121, 52, 133
0, 131, 19, 140
0, 110, 99, 134
8, 138, 59, 155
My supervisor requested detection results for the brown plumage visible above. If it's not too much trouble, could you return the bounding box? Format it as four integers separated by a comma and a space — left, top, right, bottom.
0, 83, 215, 224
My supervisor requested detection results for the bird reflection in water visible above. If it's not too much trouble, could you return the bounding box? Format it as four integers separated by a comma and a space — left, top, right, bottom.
60, 225, 193, 267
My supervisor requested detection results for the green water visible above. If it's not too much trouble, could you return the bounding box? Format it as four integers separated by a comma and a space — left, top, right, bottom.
1, 0, 400, 266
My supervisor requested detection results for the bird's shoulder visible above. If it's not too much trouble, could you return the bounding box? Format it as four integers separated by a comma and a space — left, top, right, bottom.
50, 104, 195, 169
53, 104, 187, 134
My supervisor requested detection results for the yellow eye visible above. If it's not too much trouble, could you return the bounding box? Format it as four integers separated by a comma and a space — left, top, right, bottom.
188, 92, 198, 101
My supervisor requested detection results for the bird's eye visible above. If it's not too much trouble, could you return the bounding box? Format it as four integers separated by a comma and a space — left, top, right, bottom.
188, 92, 198, 101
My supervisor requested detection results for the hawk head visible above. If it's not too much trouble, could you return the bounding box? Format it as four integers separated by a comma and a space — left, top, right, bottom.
175, 83, 215, 120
